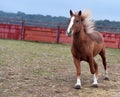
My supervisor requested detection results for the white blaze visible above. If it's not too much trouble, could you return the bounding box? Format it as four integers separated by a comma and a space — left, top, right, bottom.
66, 16, 75, 34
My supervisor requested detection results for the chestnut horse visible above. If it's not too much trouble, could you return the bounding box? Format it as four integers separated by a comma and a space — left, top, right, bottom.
66, 10, 109, 89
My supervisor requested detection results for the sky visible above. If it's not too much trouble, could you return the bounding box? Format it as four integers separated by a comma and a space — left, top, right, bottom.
0, 0, 120, 21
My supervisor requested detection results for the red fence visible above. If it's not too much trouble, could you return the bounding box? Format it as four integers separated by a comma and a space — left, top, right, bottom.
0, 24, 22, 40
0, 23, 120, 48
24, 26, 57, 43
102, 32, 120, 48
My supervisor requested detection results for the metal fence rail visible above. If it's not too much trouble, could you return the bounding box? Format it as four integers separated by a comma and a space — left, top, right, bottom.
0, 18, 120, 48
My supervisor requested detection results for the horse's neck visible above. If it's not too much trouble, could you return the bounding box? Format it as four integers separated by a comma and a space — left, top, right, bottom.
73, 28, 86, 43
72, 32, 86, 51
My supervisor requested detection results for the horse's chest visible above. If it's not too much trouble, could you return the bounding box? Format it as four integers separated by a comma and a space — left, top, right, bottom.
71, 45, 89, 60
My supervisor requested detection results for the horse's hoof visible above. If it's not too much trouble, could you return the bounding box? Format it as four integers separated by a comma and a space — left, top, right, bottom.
104, 77, 109, 81
92, 84, 98, 88
74, 85, 81, 89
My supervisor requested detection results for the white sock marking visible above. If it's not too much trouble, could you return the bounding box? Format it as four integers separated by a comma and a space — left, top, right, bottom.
105, 70, 109, 78
75, 77, 81, 86
92, 74, 98, 85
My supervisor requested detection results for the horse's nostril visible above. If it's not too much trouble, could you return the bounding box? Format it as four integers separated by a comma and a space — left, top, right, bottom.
68, 31, 72, 37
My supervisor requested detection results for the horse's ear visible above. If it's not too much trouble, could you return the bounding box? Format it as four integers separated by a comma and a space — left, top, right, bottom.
78, 10, 82, 16
70, 9, 73, 16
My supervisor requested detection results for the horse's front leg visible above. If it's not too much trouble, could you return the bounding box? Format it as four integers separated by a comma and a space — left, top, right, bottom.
73, 57, 81, 89
88, 56, 98, 87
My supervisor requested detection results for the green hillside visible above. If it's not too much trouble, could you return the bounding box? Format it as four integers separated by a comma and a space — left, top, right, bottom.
0, 11, 120, 33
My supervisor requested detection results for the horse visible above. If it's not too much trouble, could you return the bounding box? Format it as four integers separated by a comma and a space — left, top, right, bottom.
66, 10, 109, 89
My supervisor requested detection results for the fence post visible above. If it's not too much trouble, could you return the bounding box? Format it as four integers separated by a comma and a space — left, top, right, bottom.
56, 25, 60, 44
20, 20, 25, 40
118, 37, 120, 48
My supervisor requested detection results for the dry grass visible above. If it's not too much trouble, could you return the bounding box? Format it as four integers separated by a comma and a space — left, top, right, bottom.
0, 39, 120, 97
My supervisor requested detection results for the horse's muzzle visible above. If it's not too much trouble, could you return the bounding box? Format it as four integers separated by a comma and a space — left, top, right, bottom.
66, 31, 72, 37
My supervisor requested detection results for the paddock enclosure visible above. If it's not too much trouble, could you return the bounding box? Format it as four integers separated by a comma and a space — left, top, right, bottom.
0, 39, 120, 97
0, 19, 120, 96
0, 20, 120, 48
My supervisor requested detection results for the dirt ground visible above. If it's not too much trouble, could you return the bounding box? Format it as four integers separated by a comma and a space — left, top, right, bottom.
0, 39, 120, 97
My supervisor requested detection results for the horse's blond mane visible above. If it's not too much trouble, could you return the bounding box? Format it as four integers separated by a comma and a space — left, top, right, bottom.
81, 10, 95, 33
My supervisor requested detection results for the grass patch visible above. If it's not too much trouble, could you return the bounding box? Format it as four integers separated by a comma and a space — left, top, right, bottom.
0, 39, 119, 97
106, 48, 120, 64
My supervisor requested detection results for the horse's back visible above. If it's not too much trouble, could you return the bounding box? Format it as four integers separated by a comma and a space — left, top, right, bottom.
88, 31, 104, 44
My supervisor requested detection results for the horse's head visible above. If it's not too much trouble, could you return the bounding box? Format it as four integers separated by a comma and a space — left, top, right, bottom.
66, 10, 83, 37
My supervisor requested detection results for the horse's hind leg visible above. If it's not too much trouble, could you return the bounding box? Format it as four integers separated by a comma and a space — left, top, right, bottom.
93, 59, 98, 79
99, 48, 109, 80
92, 59, 98, 87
